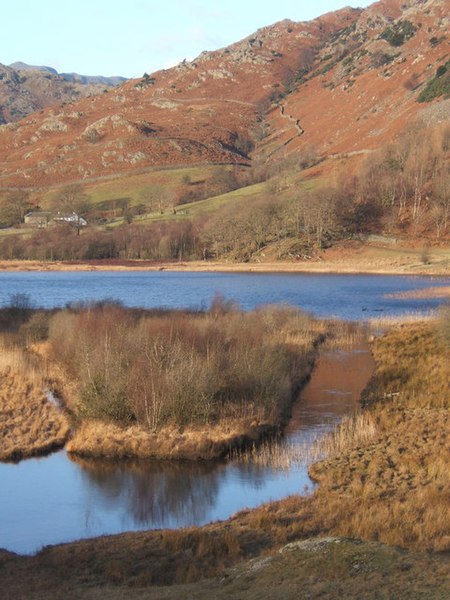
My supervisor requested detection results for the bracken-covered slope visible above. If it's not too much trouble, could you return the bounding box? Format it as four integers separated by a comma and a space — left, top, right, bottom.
0, 0, 448, 190
262, 0, 450, 160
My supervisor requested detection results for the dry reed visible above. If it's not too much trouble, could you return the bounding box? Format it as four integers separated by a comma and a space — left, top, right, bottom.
0, 336, 70, 461
367, 310, 436, 330
312, 412, 378, 459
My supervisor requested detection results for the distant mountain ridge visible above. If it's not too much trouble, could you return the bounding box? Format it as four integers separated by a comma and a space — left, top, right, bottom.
0, 62, 127, 125
9, 61, 58, 75
9, 62, 126, 87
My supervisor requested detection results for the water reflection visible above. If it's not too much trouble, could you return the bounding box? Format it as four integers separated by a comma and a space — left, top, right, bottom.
71, 456, 223, 526
237, 344, 375, 470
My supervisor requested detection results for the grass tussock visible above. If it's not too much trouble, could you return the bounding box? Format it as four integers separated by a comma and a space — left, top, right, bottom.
0, 337, 70, 461
47, 302, 325, 459
364, 320, 449, 409
308, 320, 450, 552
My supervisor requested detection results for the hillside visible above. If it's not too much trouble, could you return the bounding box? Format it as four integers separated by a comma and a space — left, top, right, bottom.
0, 0, 448, 193
0, 62, 126, 125
0, 7, 358, 189
262, 0, 450, 159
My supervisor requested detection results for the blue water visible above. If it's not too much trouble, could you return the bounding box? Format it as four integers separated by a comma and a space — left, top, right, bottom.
0, 271, 448, 318
0, 450, 311, 556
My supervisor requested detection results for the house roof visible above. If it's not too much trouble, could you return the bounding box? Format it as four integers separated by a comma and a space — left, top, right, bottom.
24, 211, 52, 218
53, 212, 87, 225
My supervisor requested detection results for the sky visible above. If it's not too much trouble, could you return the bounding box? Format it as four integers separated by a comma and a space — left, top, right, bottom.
3, 0, 373, 78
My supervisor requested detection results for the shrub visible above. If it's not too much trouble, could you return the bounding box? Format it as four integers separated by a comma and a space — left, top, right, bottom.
20, 311, 51, 344
429, 36, 445, 47
380, 20, 416, 47
48, 305, 314, 430
417, 60, 450, 102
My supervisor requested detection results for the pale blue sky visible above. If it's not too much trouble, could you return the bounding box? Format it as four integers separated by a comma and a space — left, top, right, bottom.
3, 0, 373, 78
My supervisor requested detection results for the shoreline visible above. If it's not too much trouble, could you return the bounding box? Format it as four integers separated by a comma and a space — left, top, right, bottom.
0, 255, 449, 276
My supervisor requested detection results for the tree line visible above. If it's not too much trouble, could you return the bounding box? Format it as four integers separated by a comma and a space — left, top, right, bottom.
0, 120, 448, 262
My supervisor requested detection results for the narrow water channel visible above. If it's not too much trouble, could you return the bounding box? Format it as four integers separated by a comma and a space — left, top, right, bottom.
0, 343, 374, 556
285, 344, 375, 445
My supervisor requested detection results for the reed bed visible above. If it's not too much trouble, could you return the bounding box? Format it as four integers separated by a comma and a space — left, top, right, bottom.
230, 438, 311, 471
321, 319, 368, 350
384, 286, 450, 300
312, 412, 378, 459
367, 310, 436, 330
232, 412, 378, 471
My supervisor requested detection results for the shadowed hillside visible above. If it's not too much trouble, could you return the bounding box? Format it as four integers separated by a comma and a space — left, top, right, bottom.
0, 63, 125, 125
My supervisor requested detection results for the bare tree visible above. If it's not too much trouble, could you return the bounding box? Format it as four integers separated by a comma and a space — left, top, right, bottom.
139, 184, 175, 215
51, 184, 91, 215
0, 190, 32, 226
297, 188, 337, 249
430, 166, 450, 238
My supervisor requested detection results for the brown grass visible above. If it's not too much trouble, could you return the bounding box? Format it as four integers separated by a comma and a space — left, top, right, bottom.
308, 321, 450, 551
312, 411, 378, 459
66, 418, 282, 460
1, 535, 449, 600
0, 339, 70, 461
364, 321, 449, 410
368, 311, 436, 329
